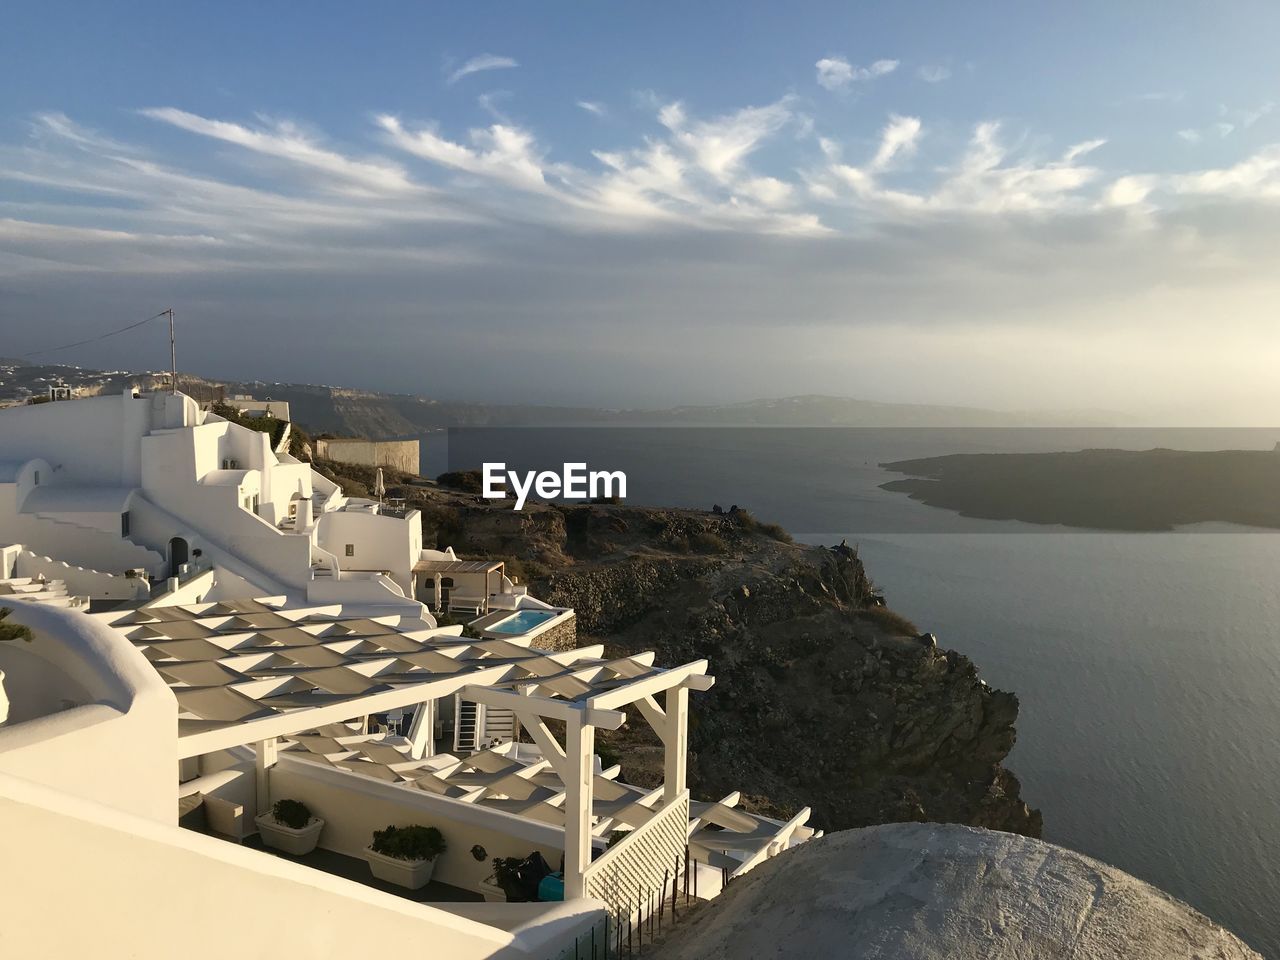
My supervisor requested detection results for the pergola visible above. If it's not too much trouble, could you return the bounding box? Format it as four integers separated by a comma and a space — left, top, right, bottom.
94, 595, 729, 896
410, 558, 505, 612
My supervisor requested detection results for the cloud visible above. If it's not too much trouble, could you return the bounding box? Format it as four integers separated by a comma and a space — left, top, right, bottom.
1170, 146, 1280, 198
815, 57, 898, 91
582, 98, 821, 234
917, 65, 951, 84
660, 98, 794, 182
6, 98, 1280, 419
140, 107, 414, 195
1240, 102, 1274, 127
447, 54, 518, 85
735, 176, 793, 207
1177, 103, 1274, 145
577, 100, 607, 118
377, 114, 550, 192
871, 114, 922, 171
812, 120, 1106, 215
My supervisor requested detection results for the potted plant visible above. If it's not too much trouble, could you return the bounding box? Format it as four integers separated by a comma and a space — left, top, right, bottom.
365, 824, 447, 889
255, 798, 324, 856
481, 857, 522, 902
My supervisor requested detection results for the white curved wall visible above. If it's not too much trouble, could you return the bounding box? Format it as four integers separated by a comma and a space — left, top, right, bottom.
0, 601, 176, 821
0, 773, 537, 960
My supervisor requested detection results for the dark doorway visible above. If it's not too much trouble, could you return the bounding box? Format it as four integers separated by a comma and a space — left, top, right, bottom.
169, 537, 189, 578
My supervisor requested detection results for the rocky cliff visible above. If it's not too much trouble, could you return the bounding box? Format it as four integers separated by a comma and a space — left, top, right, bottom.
324, 461, 1042, 837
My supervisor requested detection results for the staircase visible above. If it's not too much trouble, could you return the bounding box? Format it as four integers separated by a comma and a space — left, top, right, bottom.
0, 577, 85, 608
453, 697, 519, 753
22, 512, 164, 575
454, 697, 480, 753
483, 705, 517, 747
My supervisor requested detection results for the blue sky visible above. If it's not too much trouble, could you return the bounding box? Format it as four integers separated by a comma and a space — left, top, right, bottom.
2, 2, 1279, 420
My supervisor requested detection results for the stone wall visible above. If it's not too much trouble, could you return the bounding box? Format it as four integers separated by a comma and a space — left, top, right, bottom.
533, 613, 577, 652
314, 438, 419, 473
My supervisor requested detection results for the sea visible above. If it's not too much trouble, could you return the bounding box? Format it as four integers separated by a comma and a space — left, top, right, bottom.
425, 426, 1280, 956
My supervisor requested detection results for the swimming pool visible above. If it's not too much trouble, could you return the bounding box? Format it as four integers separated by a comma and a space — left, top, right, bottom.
488, 609, 559, 635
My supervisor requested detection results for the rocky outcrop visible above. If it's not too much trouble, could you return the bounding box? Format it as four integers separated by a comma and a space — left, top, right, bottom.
538, 541, 1040, 837
323, 461, 1041, 838
651, 824, 1261, 960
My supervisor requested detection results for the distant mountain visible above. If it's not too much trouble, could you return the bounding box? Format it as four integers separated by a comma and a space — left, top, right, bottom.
604, 395, 1121, 428
0, 360, 1120, 434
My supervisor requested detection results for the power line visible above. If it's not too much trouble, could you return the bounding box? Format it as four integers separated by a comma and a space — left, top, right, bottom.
22, 309, 173, 359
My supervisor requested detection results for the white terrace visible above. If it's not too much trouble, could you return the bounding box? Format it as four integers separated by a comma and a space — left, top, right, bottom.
86, 595, 816, 915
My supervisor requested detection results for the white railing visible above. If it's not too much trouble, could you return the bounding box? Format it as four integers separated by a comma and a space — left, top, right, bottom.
583, 790, 689, 923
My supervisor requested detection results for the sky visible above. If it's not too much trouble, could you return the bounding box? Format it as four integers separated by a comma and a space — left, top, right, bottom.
1, 1, 1279, 422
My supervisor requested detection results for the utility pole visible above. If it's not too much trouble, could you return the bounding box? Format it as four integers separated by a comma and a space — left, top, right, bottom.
167, 308, 177, 394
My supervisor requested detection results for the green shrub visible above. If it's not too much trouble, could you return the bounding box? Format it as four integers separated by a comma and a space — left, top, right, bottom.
732, 509, 793, 542
340, 478, 370, 498
856, 606, 920, 637
689, 530, 729, 554
370, 824, 447, 862
272, 798, 312, 830
0, 607, 33, 643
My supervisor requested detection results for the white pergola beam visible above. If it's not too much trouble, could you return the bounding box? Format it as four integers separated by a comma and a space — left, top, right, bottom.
587, 660, 713, 711
178, 663, 512, 758
461, 684, 627, 730
517, 713, 571, 782
633, 695, 668, 744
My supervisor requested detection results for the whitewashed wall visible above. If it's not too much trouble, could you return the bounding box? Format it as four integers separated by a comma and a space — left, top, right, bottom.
317, 508, 422, 595
15, 551, 150, 601
0, 774, 546, 960
270, 754, 572, 892
0, 601, 176, 822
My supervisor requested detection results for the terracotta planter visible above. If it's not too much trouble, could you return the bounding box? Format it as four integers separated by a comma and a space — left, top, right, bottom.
365, 846, 438, 889
255, 813, 324, 856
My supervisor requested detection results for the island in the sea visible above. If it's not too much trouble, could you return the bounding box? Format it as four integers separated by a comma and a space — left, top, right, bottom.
881, 447, 1280, 531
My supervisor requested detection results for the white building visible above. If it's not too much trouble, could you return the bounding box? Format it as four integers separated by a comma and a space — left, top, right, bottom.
0, 389, 426, 611
0, 391, 816, 959
223, 394, 291, 420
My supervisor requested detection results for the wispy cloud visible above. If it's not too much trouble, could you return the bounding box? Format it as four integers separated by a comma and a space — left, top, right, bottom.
377, 114, 551, 192
140, 107, 415, 195
447, 54, 518, 86
1177, 102, 1274, 145
815, 57, 898, 92
811, 119, 1106, 215
917, 65, 951, 84
6, 90, 1280, 272
659, 97, 794, 182
577, 100, 607, 118
6, 95, 1280, 418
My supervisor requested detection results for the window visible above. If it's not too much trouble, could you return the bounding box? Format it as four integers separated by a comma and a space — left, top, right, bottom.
345, 544, 355, 557
120, 511, 130, 537
32, 470, 40, 486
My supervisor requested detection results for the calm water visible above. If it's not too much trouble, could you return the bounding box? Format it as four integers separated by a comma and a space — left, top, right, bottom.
819, 532, 1280, 958
428, 427, 1280, 955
